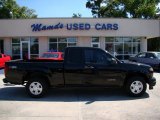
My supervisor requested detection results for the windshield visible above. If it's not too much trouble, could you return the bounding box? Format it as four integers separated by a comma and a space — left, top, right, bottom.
155, 53, 160, 59
105, 51, 120, 63
42, 53, 59, 58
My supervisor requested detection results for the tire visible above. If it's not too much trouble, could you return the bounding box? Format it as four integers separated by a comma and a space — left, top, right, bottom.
26, 78, 49, 98
125, 76, 146, 97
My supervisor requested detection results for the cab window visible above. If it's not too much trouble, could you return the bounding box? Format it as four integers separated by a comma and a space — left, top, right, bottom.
146, 53, 156, 58
84, 49, 111, 64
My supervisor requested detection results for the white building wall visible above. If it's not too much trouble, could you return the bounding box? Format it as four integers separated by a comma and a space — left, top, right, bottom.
0, 18, 159, 38
100, 37, 105, 50
77, 37, 91, 47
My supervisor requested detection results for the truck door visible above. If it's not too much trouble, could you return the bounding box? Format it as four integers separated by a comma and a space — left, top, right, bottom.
83, 48, 125, 86
64, 47, 84, 86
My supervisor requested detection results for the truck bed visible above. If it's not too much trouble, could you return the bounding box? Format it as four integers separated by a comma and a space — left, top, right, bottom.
5, 59, 64, 85
6, 59, 64, 68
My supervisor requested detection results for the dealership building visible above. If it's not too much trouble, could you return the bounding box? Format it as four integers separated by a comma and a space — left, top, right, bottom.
0, 18, 159, 60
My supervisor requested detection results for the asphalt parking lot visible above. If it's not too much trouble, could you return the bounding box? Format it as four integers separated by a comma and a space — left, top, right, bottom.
0, 69, 160, 120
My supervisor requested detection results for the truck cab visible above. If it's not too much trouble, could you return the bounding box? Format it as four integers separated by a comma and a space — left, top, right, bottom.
64, 47, 124, 86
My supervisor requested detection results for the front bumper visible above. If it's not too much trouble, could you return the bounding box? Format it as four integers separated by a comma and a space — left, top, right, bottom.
148, 77, 156, 89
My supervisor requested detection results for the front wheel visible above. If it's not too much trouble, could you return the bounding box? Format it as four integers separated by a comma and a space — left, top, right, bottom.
26, 78, 49, 98
125, 76, 146, 97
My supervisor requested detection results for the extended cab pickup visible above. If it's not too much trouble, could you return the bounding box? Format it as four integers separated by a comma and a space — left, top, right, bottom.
3, 47, 156, 98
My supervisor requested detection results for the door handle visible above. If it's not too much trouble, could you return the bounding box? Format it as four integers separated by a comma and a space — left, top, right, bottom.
85, 65, 94, 69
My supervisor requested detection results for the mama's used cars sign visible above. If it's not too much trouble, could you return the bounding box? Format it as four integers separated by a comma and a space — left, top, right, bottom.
31, 22, 118, 32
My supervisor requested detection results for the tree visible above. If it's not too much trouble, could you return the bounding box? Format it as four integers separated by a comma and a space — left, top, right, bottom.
86, 0, 160, 51
0, 0, 37, 19
86, 0, 103, 17
72, 13, 82, 18
86, 0, 160, 18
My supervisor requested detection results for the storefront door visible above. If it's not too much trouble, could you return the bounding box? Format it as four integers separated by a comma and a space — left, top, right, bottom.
20, 41, 30, 59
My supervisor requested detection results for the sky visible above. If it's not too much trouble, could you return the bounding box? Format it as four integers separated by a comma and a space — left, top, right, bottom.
16, 0, 92, 18
16, 0, 160, 18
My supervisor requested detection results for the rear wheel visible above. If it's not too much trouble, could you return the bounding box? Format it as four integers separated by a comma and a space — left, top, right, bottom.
125, 76, 146, 97
26, 78, 49, 98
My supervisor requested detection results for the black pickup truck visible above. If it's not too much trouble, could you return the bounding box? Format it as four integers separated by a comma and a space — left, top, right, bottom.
3, 47, 156, 98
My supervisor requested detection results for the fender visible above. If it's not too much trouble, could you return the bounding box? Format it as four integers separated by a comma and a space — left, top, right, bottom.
23, 67, 52, 84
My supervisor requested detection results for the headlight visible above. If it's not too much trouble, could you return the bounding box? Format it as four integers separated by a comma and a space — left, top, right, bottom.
149, 67, 154, 72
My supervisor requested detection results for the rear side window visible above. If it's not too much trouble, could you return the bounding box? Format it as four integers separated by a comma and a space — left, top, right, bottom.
67, 48, 83, 64
146, 53, 156, 58
42, 53, 59, 58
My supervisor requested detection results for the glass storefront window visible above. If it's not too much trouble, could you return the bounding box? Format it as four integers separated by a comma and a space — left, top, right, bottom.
49, 43, 57, 51
49, 38, 57, 42
30, 37, 39, 55
92, 37, 99, 43
12, 44, 20, 54
123, 37, 132, 42
49, 37, 77, 52
133, 37, 141, 42
105, 43, 114, 54
115, 37, 123, 42
30, 44, 39, 54
21, 37, 30, 41
133, 43, 140, 54
91, 37, 100, 48
68, 43, 76, 47
30, 38, 38, 44
67, 38, 77, 43
12, 38, 20, 43
58, 38, 67, 43
58, 43, 67, 52
30, 37, 39, 58
115, 43, 123, 54
105, 37, 114, 42
124, 43, 132, 54
12, 38, 21, 59
105, 37, 141, 60
12, 37, 39, 59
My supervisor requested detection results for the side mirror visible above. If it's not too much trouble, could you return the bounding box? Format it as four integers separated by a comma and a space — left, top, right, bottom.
110, 58, 117, 64
121, 60, 124, 63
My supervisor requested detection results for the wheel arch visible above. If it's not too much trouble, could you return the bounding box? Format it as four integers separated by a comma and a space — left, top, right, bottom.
22, 71, 51, 86
124, 72, 148, 86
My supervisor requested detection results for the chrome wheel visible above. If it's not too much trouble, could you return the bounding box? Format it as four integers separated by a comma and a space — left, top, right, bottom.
29, 82, 43, 95
130, 81, 143, 94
